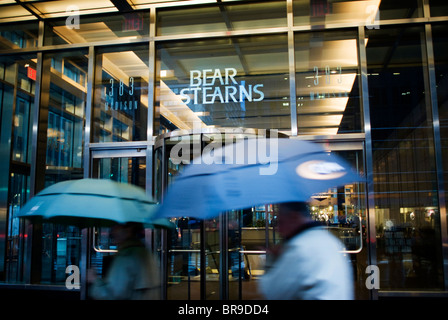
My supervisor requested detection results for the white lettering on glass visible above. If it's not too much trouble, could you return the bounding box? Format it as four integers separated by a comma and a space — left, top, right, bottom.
180, 68, 264, 105
105, 77, 138, 111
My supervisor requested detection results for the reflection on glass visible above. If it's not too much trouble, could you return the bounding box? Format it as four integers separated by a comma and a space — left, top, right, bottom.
367, 26, 443, 290
293, 0, 422, 27
45, 52, 86, 179
44, 11, 149, 45
0, 54, 36, 282
432, 24, 448, 246
0, 22, 38, 49
6, 173, 30, 282
93, 45, 149, 142
429, 0, 448, 17
38, 50, 87, 284
157, 1, 286, 36
295, 30, 361, 135
157, 35, 290, 135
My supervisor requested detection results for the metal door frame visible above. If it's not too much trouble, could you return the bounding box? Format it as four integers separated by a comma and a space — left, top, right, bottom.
79, 143, 151, 299
297, 135, 376, 299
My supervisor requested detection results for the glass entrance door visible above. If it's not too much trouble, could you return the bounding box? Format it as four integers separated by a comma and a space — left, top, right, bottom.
88, 148, 147, 281
157, 133, 370, 300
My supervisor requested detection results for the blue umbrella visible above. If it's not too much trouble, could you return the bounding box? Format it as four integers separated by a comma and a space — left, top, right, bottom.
156, 138, 364, 219
17, 178, 171, 228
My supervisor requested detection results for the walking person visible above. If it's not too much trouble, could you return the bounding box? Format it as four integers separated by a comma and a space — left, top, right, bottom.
88, 222, 161, 300
259, 202, 354, 300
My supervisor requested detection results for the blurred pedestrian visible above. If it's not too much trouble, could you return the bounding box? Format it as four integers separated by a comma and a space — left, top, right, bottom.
259, 202, 354, 300
87, 222, 160, 300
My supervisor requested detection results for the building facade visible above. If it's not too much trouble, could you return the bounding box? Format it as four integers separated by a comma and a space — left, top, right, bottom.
0, 0, 447, 300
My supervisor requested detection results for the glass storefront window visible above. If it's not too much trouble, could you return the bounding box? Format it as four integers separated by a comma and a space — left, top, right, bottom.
37, 50, 88, 284
432, 23, 448, 242
157, 1, 286, 36
295, 30, 361, 135
293, 0, 423, 28
0, 54, 36, 282
0, 22, 38, 50
156, 34, 290, 135
430, 0, 448, 17
93, 45, 149, 142
44, 11, 150, 46
45, 52, 87, 178
366, 26, 444, 290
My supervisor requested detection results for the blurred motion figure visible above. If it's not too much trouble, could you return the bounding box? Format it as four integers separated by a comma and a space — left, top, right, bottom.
88, 222, 160, 300
259, 202, 354, 300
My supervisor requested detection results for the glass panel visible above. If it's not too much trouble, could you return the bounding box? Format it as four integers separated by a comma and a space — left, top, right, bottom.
45, 11, 149, 46
0, 54, 36, 282
293, 0, 423, 28
0, 4, 36, 23
31, 0, 118, 18
157, 1, 286, 36
39, 50, 87, 284
366, 26, 444, 290
45, 52, 87, 177
432, 24, 448, 245
167, 217, 202, 299
0, 22, 38, 50
238, 206, 274, 300
295, 30, 361, 135
93, 45, 149, 142
156, 35, 290, 135
164, 136, 201, 299
429, 0, 448, 17
6, 173, 30, 283
309, 150, 369, 299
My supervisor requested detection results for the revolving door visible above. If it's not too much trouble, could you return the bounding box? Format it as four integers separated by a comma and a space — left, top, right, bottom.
154, 129, 369, 300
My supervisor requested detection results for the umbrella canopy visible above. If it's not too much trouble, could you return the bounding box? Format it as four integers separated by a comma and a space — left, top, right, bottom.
17, 178, 171, 228
156, 138, 364, 219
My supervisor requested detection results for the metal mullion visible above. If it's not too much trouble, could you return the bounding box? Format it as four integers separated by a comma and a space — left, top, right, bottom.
159, 137, 168, 300
423, 23, 448, 291
148, 7, 156, 140
423, 0, 431, 18
357, 25, 378, 300
83, 46, 94, 178
153, 27, 289, 42
24, 50, 43, 284
0, 38, 151, 56
287, 0, 297, 136
219, 212, 229, 300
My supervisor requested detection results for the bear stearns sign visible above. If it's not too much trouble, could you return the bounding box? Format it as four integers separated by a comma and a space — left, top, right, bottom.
179, 68, 265, 105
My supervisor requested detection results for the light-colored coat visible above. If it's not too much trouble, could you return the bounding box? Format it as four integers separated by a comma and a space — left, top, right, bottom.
90, 240, 160, 300
259, 226, 354, 300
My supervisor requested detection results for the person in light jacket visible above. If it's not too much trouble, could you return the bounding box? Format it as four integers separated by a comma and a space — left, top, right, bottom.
259, 202, 354, 300
88, 222, 160, 300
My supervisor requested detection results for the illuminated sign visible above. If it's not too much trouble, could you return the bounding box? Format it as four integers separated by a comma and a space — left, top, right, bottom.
123, 13, 143, 32
27, 66, 36, 81
179, 68, 265, 105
